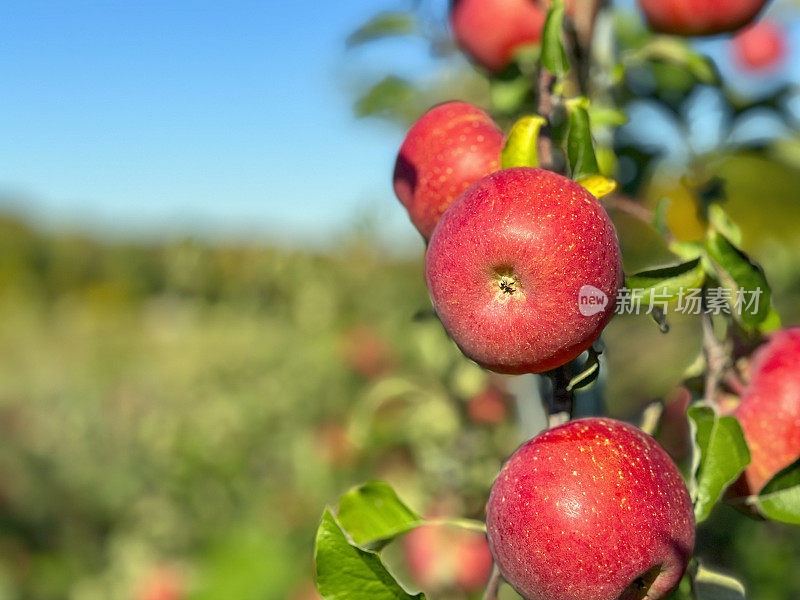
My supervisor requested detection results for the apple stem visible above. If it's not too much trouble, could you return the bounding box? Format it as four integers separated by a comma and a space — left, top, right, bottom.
482, 564, 502, 600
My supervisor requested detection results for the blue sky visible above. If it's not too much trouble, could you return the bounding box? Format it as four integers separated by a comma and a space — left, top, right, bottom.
0, 0, 797, 247
0, 0, 433, 246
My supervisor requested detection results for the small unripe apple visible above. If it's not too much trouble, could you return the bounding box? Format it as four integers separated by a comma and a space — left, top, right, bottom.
734, 328, 800, 494
487, 418, 695, 600
638, 0, 769, 36
425, 167, 622, 375
732, 20, 787, 72
393, 102, 503, 240
402, 523, 493, 593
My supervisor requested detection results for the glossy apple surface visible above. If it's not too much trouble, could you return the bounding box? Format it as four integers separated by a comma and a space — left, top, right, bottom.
393, 102, 503, 240
487, 418, 695, 600
425, 167, 622, 374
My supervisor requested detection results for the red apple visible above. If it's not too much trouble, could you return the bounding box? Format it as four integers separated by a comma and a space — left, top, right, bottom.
450, 0, 580, 72
450, 0, 546, 72
402, 523, 493, 593
734, 328, 800, 494
638, 0, 769, 36
425, 167, 622, 375
313, 421, 356, 469
656, 385, 693, 462
732, 20, 787, 72
467, 384, 510, 425
487, 418, 695, 600
339, 324, 397, 379
136, 566, 184, 600
394, 102, 503, 240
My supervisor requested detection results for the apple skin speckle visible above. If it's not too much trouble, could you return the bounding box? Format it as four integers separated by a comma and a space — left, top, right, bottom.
425, 167, 622, 375
486, 417, 695, 600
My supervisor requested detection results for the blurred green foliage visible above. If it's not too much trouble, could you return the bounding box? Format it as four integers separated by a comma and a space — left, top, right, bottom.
0, 195, 798, 599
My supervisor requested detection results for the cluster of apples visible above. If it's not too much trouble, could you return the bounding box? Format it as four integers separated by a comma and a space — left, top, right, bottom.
394, 101, 622, 375
451, 0, 784, 76
392, 101, 697, 599
388, 2, 797, 599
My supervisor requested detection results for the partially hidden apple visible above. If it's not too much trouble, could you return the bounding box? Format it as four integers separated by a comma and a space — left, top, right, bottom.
425, 167, 622, 375
487, 417, 695, 600
402, 522, 493, 593
393, 102, 503, 241
638, 0, 770, 36
450, 0, 579, 73
732, 20, 787, 72
734, 327, 800, 494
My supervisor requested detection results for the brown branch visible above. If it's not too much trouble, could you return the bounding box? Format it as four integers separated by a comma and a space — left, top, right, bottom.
483, 564, 502, 600
601, 194, 677, 244
536, 68, 556, 171
700, 301, 730, 407
723, 368, 746, 397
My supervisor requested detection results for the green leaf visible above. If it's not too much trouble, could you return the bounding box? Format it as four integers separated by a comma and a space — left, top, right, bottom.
758, 306, 782, 334
315, 509, 425, 600
705, 230, 771, 328
490, 75, 532, 115
693, 564, 746, 600
337, 482, 422, 550
541, 0, 569, 75
346, 12, 417, 47
707, 205, 742, 246
566, 348, 600, 392
501, 115, 547, 169
756, 457, 800, 525
652, 197, 670, 237
566, 98, 599, 180
634, 38, 719, 85
586, 106, 629, 128
577, 174, 617, 199
624, 258, 705, 304
687, 405, 750, 523
355, 76, 416, 120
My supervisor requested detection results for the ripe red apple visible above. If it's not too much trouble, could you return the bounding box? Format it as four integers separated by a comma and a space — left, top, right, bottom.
734, 328, 800, 494
487, 418, 695, 600
402, 523, 493, 593
450, 0, 545, 72
732, 20, 787, 72
425, 167, 622, 375
394, 102, 503, 240
467, 384, 510, 425
450, 0, 579, 72
638, 0, 769, 36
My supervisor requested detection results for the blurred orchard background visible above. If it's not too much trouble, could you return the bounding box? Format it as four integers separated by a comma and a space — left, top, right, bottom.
2, 1, 800, 599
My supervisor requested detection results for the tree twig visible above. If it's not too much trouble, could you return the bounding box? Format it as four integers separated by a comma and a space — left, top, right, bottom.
700, 298, 730, 407
536, 68, 556, 171
483, 564, 502, 600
